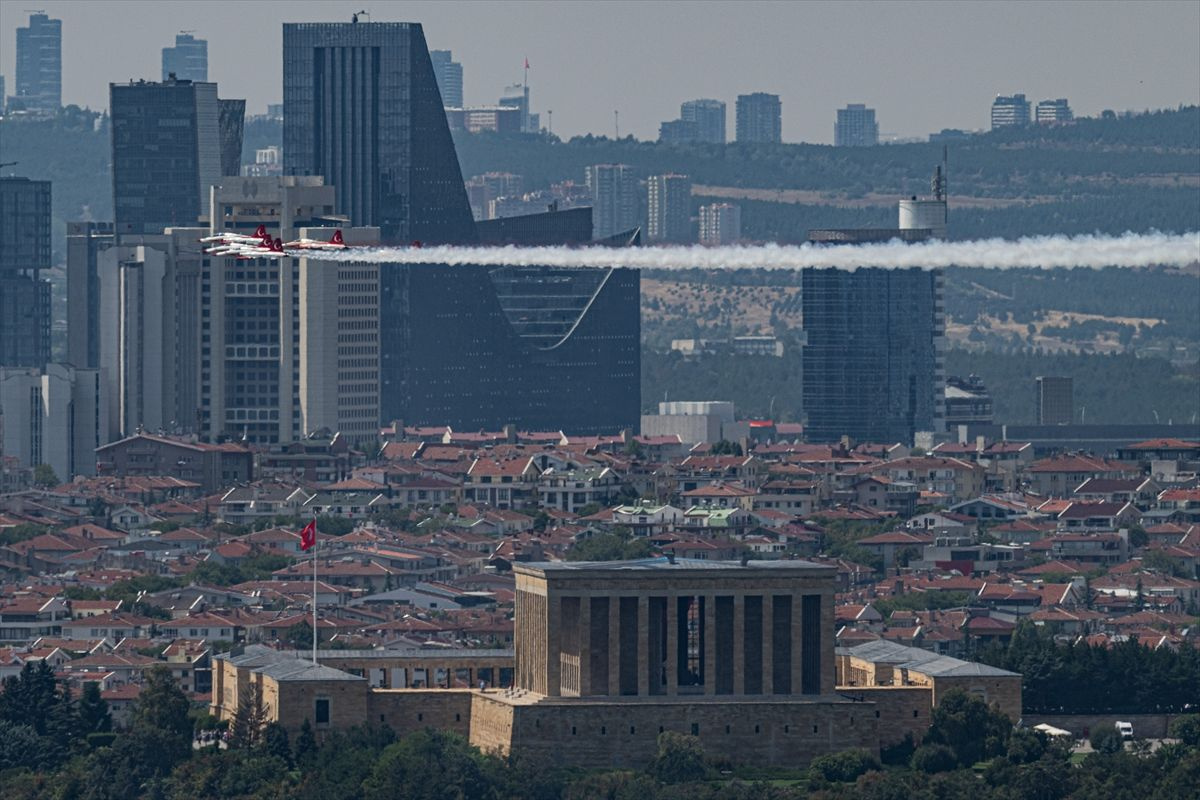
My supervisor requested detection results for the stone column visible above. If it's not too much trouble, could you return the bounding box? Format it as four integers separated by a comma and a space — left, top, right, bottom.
821, 589, 836, 695
665, 593, 678, 695
703, 595, 717, 695
579, 594, 592, 695
546, 595, 561, 696
608, 595, 621, 696
791, 593, 803, 696
762, 593, 774, 695
732, 594, 745, 695
637, 595, 650, 696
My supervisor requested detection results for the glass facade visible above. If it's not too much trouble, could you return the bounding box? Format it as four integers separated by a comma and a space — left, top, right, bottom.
0, 177, 52, 368
14, 13, 61, 111
110, 79, 221, 236
219, 99, 246, 177
283, 22, 477, 243
379, 263, 640, 434
162, 33, 208, 82
801, 267, 945, 444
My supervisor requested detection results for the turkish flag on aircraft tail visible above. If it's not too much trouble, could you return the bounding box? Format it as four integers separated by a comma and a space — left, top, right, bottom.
300, 520, 317, 551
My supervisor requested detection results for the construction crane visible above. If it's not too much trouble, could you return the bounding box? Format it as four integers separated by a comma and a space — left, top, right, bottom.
0, 161, 19, 169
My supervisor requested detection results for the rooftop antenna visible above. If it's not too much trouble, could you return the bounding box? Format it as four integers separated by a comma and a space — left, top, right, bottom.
614, 109, 619, 139
352, 9, 369, 23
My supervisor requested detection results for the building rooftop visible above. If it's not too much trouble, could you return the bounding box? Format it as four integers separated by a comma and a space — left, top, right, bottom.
842, 639, 1019, 678
517, 556, 834, 574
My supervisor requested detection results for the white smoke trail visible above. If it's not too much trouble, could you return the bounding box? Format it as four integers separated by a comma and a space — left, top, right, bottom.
317, 231, 1200, 271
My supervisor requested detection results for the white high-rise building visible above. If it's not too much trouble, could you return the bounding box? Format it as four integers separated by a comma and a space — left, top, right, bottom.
0, 364, 105, 480
586, 164, 640, 240
991, 94, 1031, 129
698, 203, 742, 245
834, 104, 879, 147
1035, 98, 1073, 124
647, 174, 692, 243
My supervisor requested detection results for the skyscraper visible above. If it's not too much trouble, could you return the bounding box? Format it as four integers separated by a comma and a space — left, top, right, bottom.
1035, 98, 1073, 124
110, 77, 221, 236
14, 13, 61, 111
1036, 376, 1074, 425
680, 99, 726, 144
430, 49, 464, 108
378, 263, 640, 434
162, 33, 208, 82
698, 203, 741, 245
0, 177, 52, 368
647, 174, 692, 243
218, 99, 246, 176
802, 267, 945, 444
835, 104, 879, 147
586, 164, 639, 240
283, 22, 477, 243
991, 94, 1031, 129
66, 221, 114, 369
736, 93, 782, 143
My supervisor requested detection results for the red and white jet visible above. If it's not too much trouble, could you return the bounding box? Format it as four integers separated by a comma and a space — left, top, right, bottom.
284, 229, 349, 251
200, 224, 269, 247
228, 237, 286, 259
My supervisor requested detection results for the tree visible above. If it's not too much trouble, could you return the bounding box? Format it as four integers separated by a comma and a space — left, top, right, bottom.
286, 621, 315, 651
294, 718, 318, 770
922, 688, 1013, 767
1089, 723, 1124, 754
910, 743, 958, 773
229, 680, 268, 750
262, 721, 294, 767
132, 665, 192, 741
361, 729, 496, 800
1169, 714, 1200, 747
808, 747, 880, 782
33, 463, 59, 488
0, 661, 62, 734
646, 731, 707, 784
565, 529, 654, 562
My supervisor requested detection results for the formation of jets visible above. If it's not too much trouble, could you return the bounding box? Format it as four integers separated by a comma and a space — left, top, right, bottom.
200, 225, 351, 259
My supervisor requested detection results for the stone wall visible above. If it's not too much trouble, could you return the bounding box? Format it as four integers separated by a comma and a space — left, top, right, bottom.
275, 679, 370, 736
368, 689, 474, 739
469, 693, 517, 756
836, 687, 932, 747
931, 675, 1022, 724
501, 697, 880, 769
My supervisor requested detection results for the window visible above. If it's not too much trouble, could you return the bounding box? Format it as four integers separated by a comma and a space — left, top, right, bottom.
690, 723, 699, 736
315, 698, 330, 725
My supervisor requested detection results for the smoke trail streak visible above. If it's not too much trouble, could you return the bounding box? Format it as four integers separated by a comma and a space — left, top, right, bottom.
316, 231, 1200, 271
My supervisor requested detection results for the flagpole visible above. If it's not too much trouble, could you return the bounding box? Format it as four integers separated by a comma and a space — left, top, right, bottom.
311, 514, 318, 665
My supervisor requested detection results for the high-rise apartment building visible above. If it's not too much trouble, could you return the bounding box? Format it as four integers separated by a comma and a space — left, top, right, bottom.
1035, 98, 1073, 124
1036, 376, 1074, 425
0, 364, 105, 479
991, 94, 1031, 129
0, 177, 52, 368
378, 263, 640, 434
283, 22, 477, 243
430, 50, 464, 108
647, 174, 692, 243
66, 222, 115, 369
681, 99, 726, 144
586, 164, 639, 240
835, 104, 879, 147
736, 93, 782, 143
162, 33, 208, 82
465, 172, 524, 221
802, 267, 945, 444
219, 99, 246, 177
698, 203, 742, 245
14, 13, 61, 111
111, 77, 221, 236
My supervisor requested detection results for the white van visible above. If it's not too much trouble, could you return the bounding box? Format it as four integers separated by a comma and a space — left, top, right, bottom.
1115, 721, 1134, 740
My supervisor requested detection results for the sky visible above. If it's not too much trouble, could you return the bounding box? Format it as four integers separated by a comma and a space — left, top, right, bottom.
2, 0, 1198, 144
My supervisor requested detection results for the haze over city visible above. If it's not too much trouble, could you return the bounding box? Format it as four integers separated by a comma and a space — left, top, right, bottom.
1, 0, 1198, 142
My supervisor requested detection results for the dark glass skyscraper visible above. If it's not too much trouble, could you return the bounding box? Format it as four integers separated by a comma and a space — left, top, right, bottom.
162, 33, 208, 82
218, 99, 246, 176
283, 22, 477, 243
110, 77, 221, 236
802, 267, 945, 444
379, 263, 640, 433
0, 177, 52, 367
430, 49, 463, 108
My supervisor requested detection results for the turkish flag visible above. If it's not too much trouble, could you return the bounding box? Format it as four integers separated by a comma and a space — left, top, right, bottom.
300, 520, 317, 551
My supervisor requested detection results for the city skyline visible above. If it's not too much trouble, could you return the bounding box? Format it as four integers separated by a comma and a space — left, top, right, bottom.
0, 1, 1197, 143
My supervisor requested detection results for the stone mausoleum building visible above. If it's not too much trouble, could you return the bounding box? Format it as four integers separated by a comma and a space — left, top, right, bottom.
212, 557, 1020, 767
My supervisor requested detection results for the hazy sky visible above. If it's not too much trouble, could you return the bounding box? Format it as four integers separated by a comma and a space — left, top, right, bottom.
2, 0, 1198, 143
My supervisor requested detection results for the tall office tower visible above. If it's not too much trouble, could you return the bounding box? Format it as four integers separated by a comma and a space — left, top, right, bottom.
14, 13, 61, 111
0, 364, 105, 479
162, 33, 208, 82
0, 177, 52, 368
1035, 98, 1073, 124
698, 203, 741, 245
586, 164, 639, 240
681, 99, 726, 144
66, 222, 115, 369
199, 177, 365, 445
0, 76, 6, 113
990, 94, 1031, 129
834, 104, 879, 147
647, 174, 692, 243
430, 49, 464, 108
736, 93, 782, 143
283, 21, 477, 243
802, 267, 945, 444
1036, 376, 1074, 425
378, 263, 640, 434
111, 77, 221, 236
499, 83, 533, 132
219, 99, 246, 177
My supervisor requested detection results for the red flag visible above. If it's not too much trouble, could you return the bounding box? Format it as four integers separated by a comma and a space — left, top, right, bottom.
524, 57, 530, 70
300, 519, 317, 551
